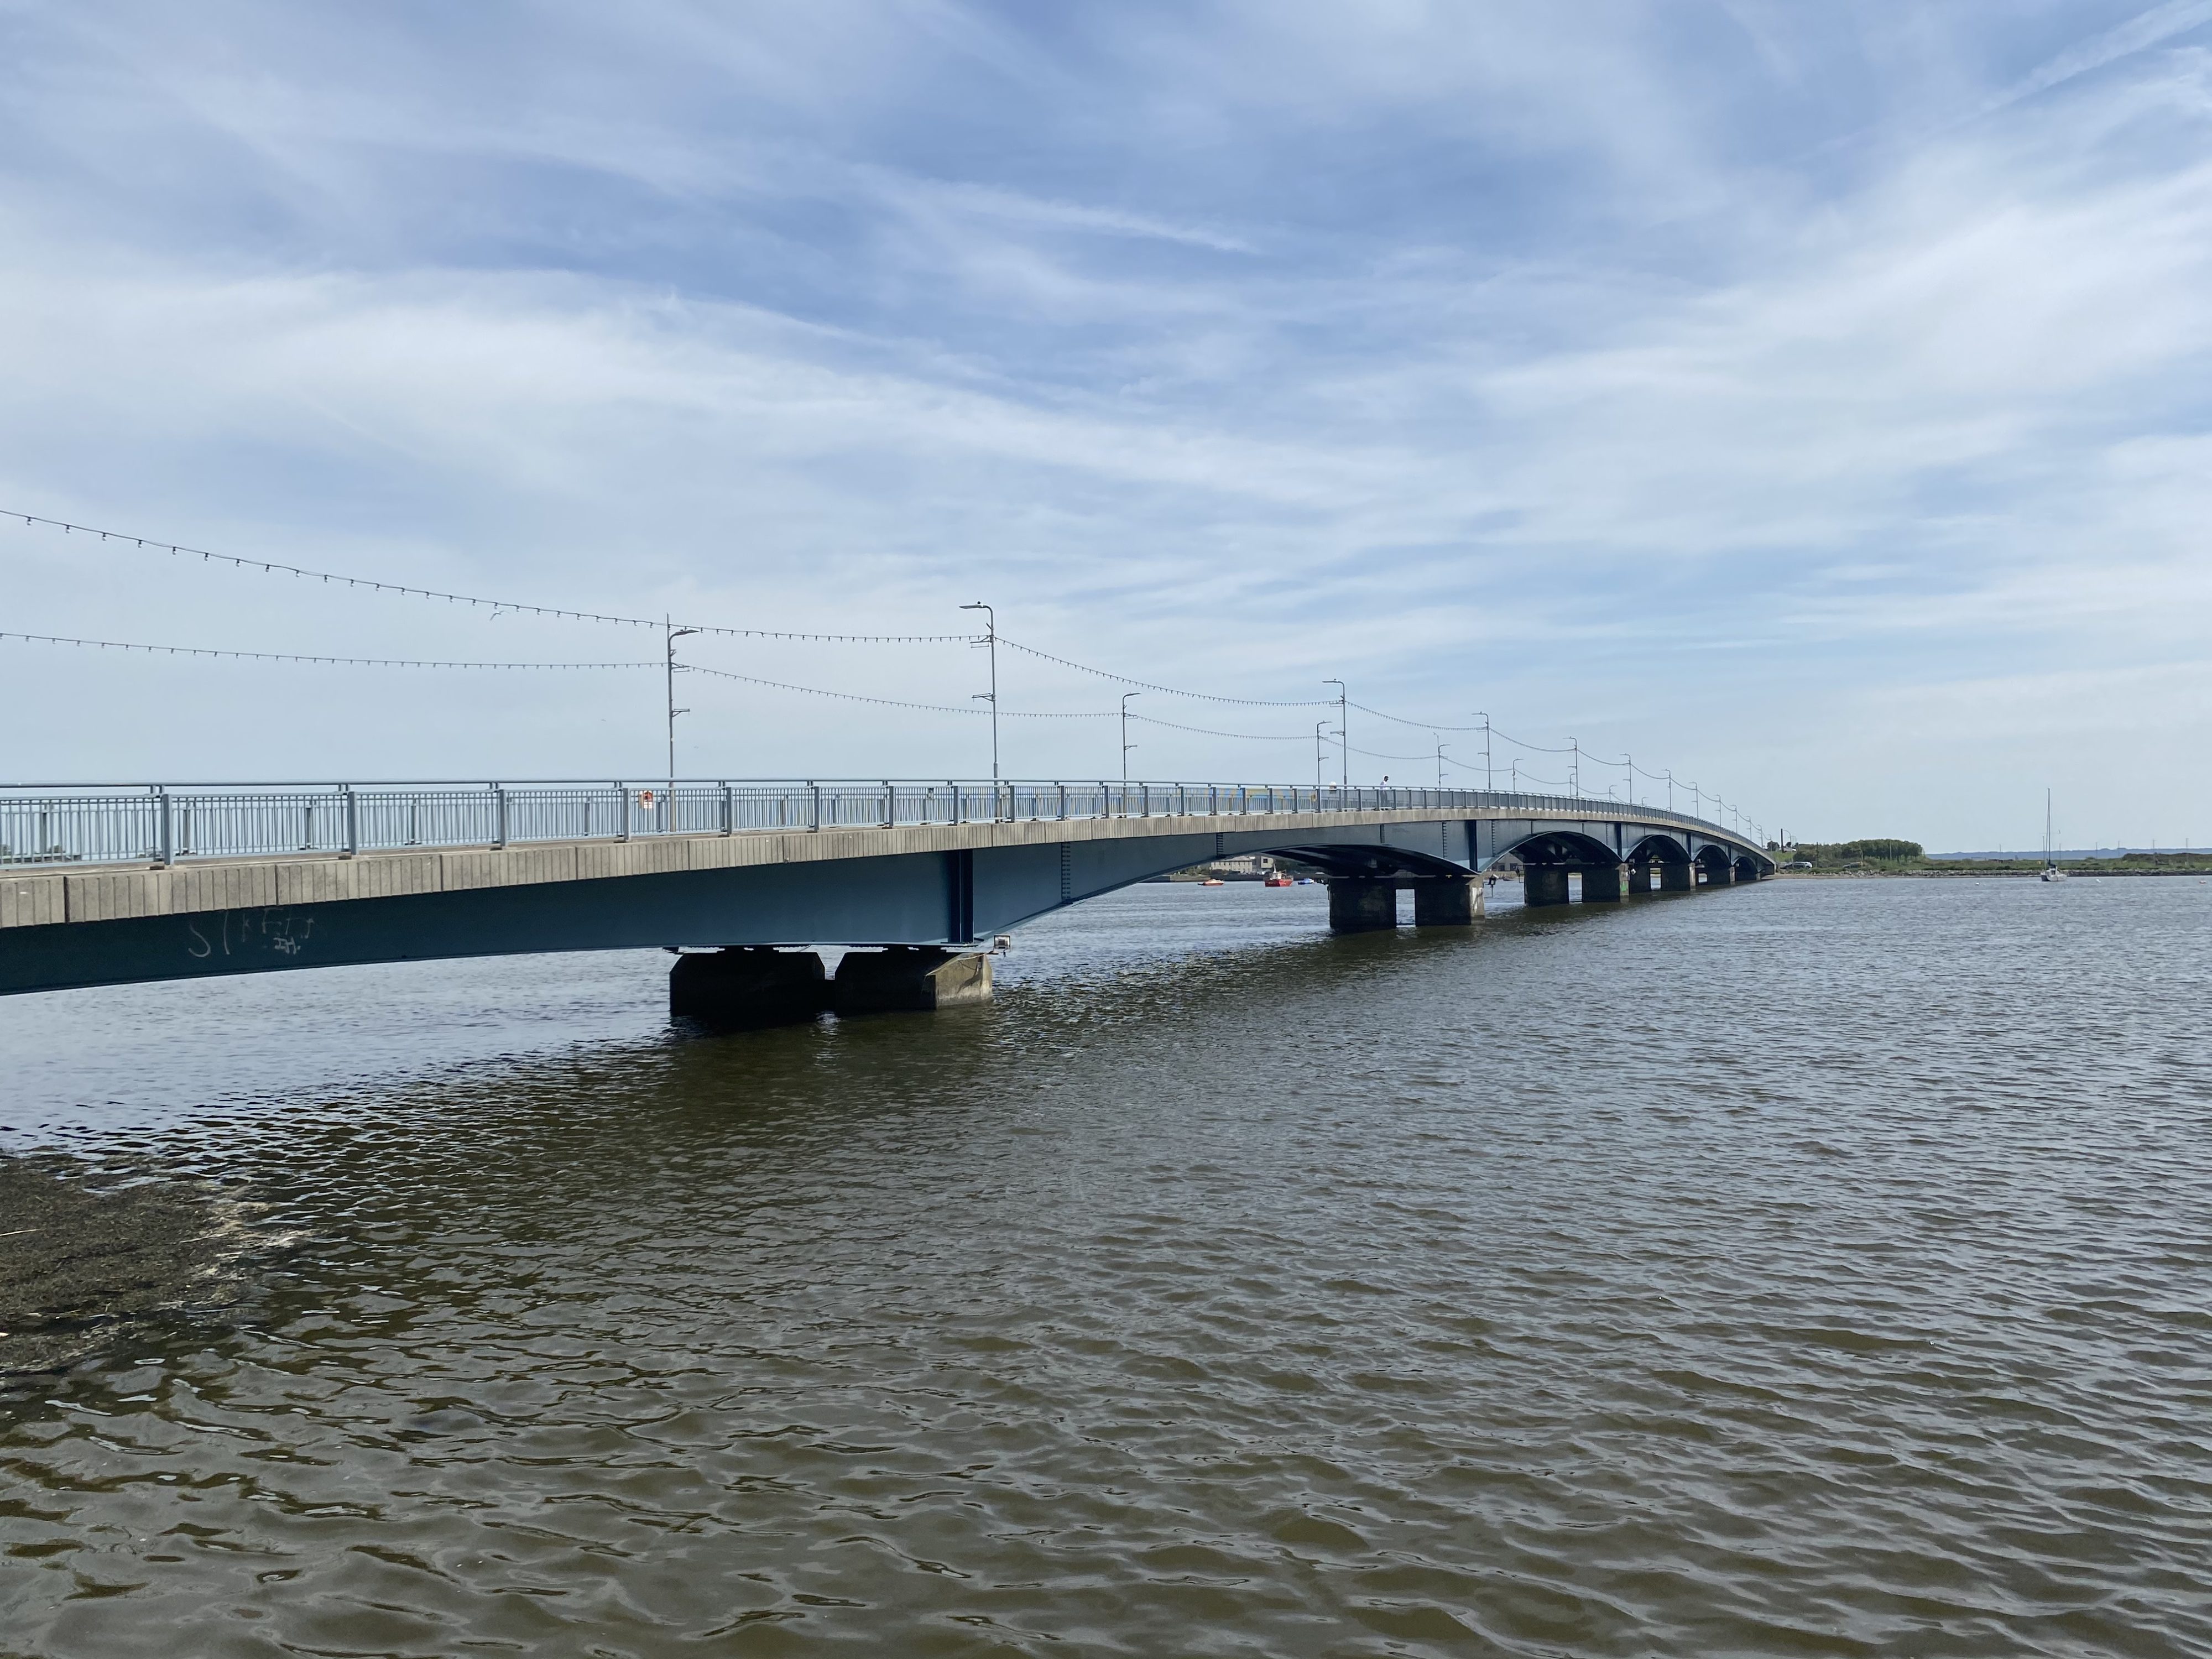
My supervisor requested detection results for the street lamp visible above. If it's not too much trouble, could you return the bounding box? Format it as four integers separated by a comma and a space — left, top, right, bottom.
1434, 738, 1448, 790
1314, 720, 1329, 790
1322, 679, 1347, 790
665, 616, 699, 790
1569, 738, 1582, 798
959, 602, 998, 787
1473, 712, 1491, 792
1121, 692, 1139, 785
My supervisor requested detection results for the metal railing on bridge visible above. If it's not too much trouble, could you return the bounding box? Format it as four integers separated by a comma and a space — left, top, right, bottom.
0, 780, 1749, 869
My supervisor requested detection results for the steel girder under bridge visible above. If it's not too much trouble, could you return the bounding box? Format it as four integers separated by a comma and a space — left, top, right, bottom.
0, 779, 1774, 999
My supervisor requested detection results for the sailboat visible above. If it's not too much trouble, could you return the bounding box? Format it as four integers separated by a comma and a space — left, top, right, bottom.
2041, 790, 2067, 882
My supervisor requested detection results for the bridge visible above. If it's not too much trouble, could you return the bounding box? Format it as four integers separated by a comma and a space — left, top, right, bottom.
1, 779, 1774, 1019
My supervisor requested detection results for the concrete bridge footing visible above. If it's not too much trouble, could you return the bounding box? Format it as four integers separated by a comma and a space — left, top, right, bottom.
834, 946, 993, 1014
1579, 863, 1628, 902
1660, 862, 1695, 892
1525, 868, 1571, 907
1627, 864, 1653, 894
1327, 878, 1399, 933
672, 944, 993, 1026
671, 947, 828, 1028
1411, 876, 1483, 926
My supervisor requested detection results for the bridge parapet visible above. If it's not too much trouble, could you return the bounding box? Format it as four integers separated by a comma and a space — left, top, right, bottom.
1, 778, 1755, 873
1, 782, 1776, 995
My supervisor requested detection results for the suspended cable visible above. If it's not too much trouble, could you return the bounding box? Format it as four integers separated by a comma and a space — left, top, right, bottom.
996, 638, 1335, 708
1348, 702, 1486, 732
1489, 728, 1575, 754
1131, 713, 1307, 742
0, 629, 656, 671
5, 510, 971, 645
7, 511, 1746, 813
1348, 744, 1447, 763
679, 662, 1128, 719
679, 667, 1316, 738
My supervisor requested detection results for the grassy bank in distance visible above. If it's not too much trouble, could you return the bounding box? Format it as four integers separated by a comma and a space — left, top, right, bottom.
1783, 839, 2212, 877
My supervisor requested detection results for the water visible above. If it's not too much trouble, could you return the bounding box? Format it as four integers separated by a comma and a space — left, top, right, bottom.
2, 877, 2208, 1657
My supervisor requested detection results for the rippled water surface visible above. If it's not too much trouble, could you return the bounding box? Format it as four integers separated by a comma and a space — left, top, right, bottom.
3, 877, 2209, 1657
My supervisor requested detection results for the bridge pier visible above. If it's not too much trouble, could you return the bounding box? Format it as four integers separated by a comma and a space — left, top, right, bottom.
1327, 878, 1399, 932
833, 946, 993, 1015
1524, 867, 1571, 907
1660, 861, 1694, 893
1411, 876, 1483, 926
1579, 863, 1627, 902
1626, 863, 1653, 894
1703, 862, 1734, 886
670, 947, 829, 1029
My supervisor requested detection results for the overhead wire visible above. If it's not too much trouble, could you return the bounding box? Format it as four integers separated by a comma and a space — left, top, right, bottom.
7, 510, 1745, 813
680, 668, 1316, 738
0, 629, 657, 671
680, 662, 1130, 719
995, 638, 1337, 708
1132, 713, 1308, 742
5, 510, 971, 645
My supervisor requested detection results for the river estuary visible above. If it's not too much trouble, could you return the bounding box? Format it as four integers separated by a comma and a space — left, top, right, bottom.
2, 876, 2207, 1657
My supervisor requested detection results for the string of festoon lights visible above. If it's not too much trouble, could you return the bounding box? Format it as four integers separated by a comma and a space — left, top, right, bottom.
2, 509, 1762, 837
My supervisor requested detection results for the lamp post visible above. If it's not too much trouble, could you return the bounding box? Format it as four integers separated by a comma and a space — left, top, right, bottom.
1435, 738, 1447, 790
665, 616, 698, 791
1474, 712, 1491, 792
959, 602, 998, 789
1569, 738, 1582, 798
1314, 720, 1328, 790
1624, 752, 1634, 810
1665, 770, 1674, 813
1322, 679, 1347, 790
1121, 692, 1139, 785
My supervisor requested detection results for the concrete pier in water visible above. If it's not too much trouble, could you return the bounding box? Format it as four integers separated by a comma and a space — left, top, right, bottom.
1412, 876, 1483, 926
832, 946, 993, 1014
671, 943, 993, 1026
670, 947, 829, 1028
1579, 863, 1627, 903
1525, 867, 1571, 907
1327, 879, 1399, 933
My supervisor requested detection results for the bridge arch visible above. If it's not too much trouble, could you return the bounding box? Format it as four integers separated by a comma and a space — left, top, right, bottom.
1255, 842, 1469, 881
1625, 832, 1691, 866
1486, 828, 1621, 872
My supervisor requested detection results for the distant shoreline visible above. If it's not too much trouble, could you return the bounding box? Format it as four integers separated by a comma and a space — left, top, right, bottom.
1777, 868, 2210, 879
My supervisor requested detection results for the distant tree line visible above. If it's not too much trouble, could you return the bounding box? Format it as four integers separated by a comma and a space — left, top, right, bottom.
1793, 838, 1924, 868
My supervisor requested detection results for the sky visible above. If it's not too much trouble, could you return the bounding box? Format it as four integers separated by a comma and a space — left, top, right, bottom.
3, 1, 2209, 852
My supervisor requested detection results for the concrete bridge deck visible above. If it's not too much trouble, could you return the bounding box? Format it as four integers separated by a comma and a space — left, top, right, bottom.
0, 780, 1773, 1000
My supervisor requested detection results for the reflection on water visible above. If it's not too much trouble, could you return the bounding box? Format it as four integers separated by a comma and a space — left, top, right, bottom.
2, 878, 2209, 1656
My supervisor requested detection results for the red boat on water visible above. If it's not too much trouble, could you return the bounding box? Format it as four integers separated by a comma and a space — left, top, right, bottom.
1264, 873, 1295, 888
